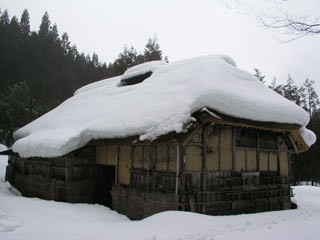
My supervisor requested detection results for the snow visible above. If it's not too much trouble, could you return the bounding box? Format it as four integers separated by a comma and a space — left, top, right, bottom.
120, 60, 167, 82
0, 144, 7, 178
1, 162, 320, 240
12, 54, 314, 158
299, 127, 317, 147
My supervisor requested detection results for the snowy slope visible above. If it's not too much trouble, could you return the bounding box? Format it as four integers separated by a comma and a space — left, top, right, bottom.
0, 161, 320, 240
0, 144, 7, 178
12, 55, 315, 157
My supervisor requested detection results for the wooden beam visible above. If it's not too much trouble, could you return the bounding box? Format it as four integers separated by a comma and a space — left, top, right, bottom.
201, 124, 208, 213
175, 145, 180, 195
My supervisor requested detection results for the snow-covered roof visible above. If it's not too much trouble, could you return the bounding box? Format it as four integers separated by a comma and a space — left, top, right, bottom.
12, 55, 316, 157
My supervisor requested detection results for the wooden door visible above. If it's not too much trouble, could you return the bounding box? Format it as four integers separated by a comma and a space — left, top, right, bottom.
96, 164, 115, 207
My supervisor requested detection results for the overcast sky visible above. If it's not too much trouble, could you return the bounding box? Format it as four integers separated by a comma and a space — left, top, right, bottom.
1, 0, 320, 92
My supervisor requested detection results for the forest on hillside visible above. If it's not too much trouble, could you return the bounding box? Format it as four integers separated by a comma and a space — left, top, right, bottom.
0, 9, 165, 145
0, 9, 319, 185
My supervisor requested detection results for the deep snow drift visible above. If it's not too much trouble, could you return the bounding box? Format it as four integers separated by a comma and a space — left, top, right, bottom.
12, 55, 315, 157
0, 158, 320, 240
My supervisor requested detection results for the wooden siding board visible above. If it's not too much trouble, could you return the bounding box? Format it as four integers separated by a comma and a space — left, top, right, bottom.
168, 145, 177, 172
235, 149, 246, 171
96, 144, 106, 165
107, 145, 117, 165
220, 127, 232, 171
280, 152, 289, 176
206, 126, 219, 171
246, 149, 257, 171
133, 146, 143, 169
185, 146, 202, 171
118, 145, 131, 185
156, 144, 168, 171
259, 151, 268, 171
269, 152, 278, 171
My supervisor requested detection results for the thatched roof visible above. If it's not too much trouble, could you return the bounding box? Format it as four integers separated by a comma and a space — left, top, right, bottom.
12, 55, 315, 157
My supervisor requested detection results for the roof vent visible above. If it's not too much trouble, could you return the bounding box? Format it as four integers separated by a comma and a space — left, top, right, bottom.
118, 60, 167, 87
119, 71, 152, 86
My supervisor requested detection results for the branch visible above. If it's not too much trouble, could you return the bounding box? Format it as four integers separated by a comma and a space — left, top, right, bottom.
260, 14, 320, 35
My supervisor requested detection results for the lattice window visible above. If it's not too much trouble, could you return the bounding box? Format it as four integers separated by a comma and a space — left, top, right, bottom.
235, 128, 258, 148
260, 131, 278, 150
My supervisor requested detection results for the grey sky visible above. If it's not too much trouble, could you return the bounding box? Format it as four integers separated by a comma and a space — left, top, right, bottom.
1, 0, 320, 92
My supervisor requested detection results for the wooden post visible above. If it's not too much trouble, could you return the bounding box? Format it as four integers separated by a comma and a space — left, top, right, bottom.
201, 124, 208, 213
277, 136, 280, 176
175, 145, 180, 196
232, 127, 235, 173
257, 133, 260, 172
115, 145, 119, 185
217, 125, 221, 171
202, 124, 207, 191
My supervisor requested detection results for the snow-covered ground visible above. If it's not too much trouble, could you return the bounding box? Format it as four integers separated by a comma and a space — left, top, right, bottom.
1, 152, 320, 240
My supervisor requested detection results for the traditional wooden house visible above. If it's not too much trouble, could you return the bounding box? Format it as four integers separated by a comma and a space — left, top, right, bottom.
4, 55, 315, 220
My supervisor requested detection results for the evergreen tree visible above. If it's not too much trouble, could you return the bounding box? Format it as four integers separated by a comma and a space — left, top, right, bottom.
20, 9, 30, 35
143, 37, 163, 62
282, 74, 303, 106
38, 12, 51, 37
112, 45, 138, 75
69, 44, 78, 59
302, 78, 320, 117
61, 32, 71, 55
0, 9, 9, 25
0, 81, 39, 145
50, 23, 59, 42
269, 77, 284, 95
253, 68, 265, 83
0, 9, 169, 144
92, 53, 99, 67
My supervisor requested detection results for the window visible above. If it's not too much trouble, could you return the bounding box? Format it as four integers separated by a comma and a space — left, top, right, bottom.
235, 128, 279, 151
235, 128, 258, 148
260, 132, 278, 150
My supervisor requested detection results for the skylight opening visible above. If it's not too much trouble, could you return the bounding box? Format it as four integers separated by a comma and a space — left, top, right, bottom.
119, 71, 152, 87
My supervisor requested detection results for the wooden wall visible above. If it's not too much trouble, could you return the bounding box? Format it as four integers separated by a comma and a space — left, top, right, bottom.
8, 146, 96, 203
96, 124, 293, 190
98, 123, 294, 218
118, 144, 131, 185
96, 144, 117, 166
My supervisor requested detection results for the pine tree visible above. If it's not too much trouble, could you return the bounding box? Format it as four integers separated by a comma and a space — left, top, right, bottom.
282, 74, 303, 106
61, 32, 71, 55
112, 45, 138, 75
143, 37, 163, 62
269, 77, 284, 95
0, 9, 10, 25
0, 81, 36, 145
50, 23, 59, 42
38, 12, 51, 37
69, 44, 78, 59
302, 78, 320, 116
254, 68, 265, 83
20, 9, 30, 35
92, 53, 99, 67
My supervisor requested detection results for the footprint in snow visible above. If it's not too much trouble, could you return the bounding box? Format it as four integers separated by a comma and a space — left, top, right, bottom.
0, 213, 22, 232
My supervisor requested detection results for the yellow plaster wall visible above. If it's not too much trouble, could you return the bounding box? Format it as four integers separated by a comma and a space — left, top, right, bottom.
220, 127, 232, 171
185, 146, 202, 171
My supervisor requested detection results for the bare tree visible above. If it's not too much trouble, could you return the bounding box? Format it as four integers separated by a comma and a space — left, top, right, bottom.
259, 11, 320, 40
216, 0, 320, 40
